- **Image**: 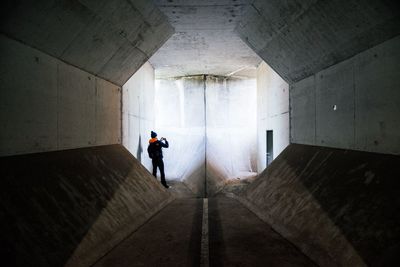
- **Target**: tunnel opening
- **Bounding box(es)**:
[121,61,290,198]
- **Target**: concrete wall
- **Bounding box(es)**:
[0,35,121,156]
[122,62,155,171]
[290,35,400,155]
[0,145,173,267]
[1,0,174,86]
[236,0,400,83]
[256,61,289,172]
[237,144,400,267]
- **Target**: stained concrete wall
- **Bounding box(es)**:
[290,35,400,155]
[154,75,257,196]
[0,35,121,156]
[236,0,400,83]
[122,62,155,171]
[0,145,173,267]
[237,144,400,267]
[256,61,289,172]
[0,0,174,86]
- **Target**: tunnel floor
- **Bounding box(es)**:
[93,196,316,267]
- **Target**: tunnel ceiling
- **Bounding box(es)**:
[236,0,400,83]
[0,0,174,86]
[1,0,398,84]
[149,0,262,79]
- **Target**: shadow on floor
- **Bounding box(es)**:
[0,145,171,267]
[93,198,203,267]
[242,144,400,266]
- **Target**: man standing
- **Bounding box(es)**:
[147,131,170,188]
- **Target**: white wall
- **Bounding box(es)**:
[206,76,257,194]
[155,76,206,196]
[154,75,257,195]
[290,35,400,155]
[0,34,121,156]
[122,62,155,171]
[256,61,289,172]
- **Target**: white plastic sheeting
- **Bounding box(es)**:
[155,75,257,195]
[205,76,257,194]
[155,77,206,195]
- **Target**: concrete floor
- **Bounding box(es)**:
[93,196,316,267]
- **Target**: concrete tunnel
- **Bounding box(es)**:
[0,0,399,266]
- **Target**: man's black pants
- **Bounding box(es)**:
[152,158,167,186]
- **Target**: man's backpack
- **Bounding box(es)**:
[147,144,153,159]
[148,142,161,159]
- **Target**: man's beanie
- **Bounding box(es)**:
[151,131,157,138]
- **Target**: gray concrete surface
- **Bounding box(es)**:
[0,144,174,267]
[290,35,400,154]
[209,196,317,267]
[0,0,174,85]
[0,34,121,156]
[236,0,400,83]
[256,61,289,172]
[122,62,156,171]
[237,143,400,267]
[93,195,316,267]
[93,198,203,267]
[150,0,261,78]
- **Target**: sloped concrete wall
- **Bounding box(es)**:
[236,0,400,83]
[256,61,289,172]
[122,62,155,171]
[237,144,400,267]
[290,35,400,155]
[0,0,174,86]
[0,144,173,267]
[0,35,121,156]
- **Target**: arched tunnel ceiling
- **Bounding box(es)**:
[0,0,174,86]
[149,0,262,78]
[236,0,400,83]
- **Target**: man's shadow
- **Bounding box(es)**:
[136,135,143,162]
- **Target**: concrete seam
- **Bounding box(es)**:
[352,60,356,149]
[203,75,208,198]
[289,84,292,143]
[94,79,97,145]
[56,63,59,150]
[158,4,249,8]
[314,75,317,144]
[200,198,209,267]
[121,86,124,145]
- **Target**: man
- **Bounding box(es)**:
[147,131,170,188]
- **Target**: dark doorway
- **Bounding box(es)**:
[266,130,273,166]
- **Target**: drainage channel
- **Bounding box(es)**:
[200,198,209,267]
